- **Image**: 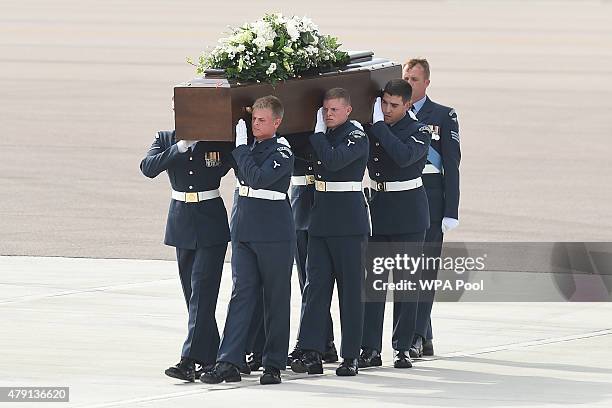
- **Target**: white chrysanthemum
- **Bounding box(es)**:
[266,63,277,75]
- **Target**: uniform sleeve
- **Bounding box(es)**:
[139,131,184,178]
[309,128,368,172]
[441,108,461,219]
[219,142,236,177]
[369,121,430,168]
[232,145,294,189]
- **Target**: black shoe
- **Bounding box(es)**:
[239,355,251,375]
[287,346,304,367]
[409,335,424,359]
[194,362,214,378]
[200,362,242,384]
[358,348,382,368]
[247,352,263,372]
[290,350,323,374]
[260,366,282,385]
[423,339,434,356]
[393,350,413,368]
[322,342,339,363]
[336,358,358,376]
[165,357,195,382]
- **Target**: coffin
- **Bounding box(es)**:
[173,51,402,141]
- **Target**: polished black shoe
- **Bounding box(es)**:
[287,346,304,367]
[239,355,251,375]
[290,350,323,374]
[322,342,339,363]
[423,339,434,356]
[336,358,358,376]
[260,366,282,385]
[409,335,424,359]
[194,362,215,378]
[358,348,382,368]
[200,362,241,384]
[165,357,195,382]
[247,352,263,372]
[393,350,413,368]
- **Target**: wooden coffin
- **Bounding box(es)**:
[173,52,402,141]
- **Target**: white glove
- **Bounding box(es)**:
[314,107,326,133]
[235,119,248,147]
[441,217,459,234]
[373,97,384,123]
[176,139,197,153]
[350,120,364,130]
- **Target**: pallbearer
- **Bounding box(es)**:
[140,101,234,382]
[291,88,369,377]
[201,96,295,385]
[359,79,431,369]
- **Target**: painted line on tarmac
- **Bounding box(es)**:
[0,279,176,305]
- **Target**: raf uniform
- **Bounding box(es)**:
[361,109,432,368]
[284,132,337,363]
[410,95,461,356]
[140,130,233,381]
[208,135,295,382]
[293,120,369,376]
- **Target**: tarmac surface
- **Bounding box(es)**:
[1,1,612,407]
[1,255,611,407]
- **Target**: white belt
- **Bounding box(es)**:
[370,177,423,192]
[423,164,441,174]
[291,175,315,186]
[315,180,363,192]
[172,189,220,203]
[238,185,286,200]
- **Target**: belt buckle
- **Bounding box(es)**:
[315,180,326,192]
[305,175,315,185]
[185,192,198,203]
[239,186,249,196]
[377,182,385,192]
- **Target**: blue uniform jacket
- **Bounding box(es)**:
[231,136,296,243]
[308,120,370,237]
[417,97,461,222]
[140,130,233,249]
[366,113,432,234]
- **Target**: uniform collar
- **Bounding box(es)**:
[411,95,427,114]
[327,121,350,135]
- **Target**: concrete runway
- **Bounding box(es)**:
[1,256,611,407]
[1,0,612,260]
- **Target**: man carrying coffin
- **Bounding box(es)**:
[359,79,432,369]
[201,95,295,385]
[140,104,234,382]
[291,88,369,377]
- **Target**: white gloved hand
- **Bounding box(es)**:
[350,120,364,130]
[176,139,197,153]
[373,97,384,123]
[441,217,459,234]
[314,107,326,134]
[235,119,248,147]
